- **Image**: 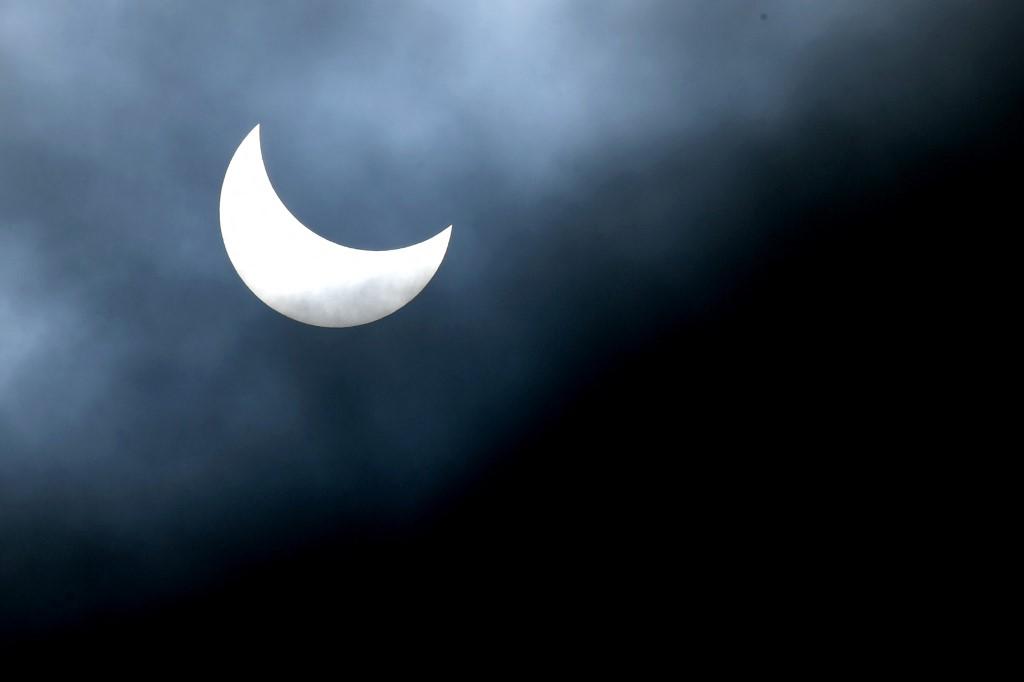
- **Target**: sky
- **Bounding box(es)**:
[1,1,1020,641]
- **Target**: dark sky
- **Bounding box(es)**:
[1,1,1020,644]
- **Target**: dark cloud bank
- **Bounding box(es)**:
[1,1,1020,645]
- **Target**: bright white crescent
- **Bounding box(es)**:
[219,124,452,327]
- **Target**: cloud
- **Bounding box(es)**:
[1,0,1020,628]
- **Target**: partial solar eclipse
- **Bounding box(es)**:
[219,125,452,327]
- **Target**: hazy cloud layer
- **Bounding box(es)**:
[1,1,1019,626]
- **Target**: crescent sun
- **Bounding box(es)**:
[219,124,452,327]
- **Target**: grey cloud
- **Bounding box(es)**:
[0,0,1018,627]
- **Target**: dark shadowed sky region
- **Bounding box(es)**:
[1,1,1021,644]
